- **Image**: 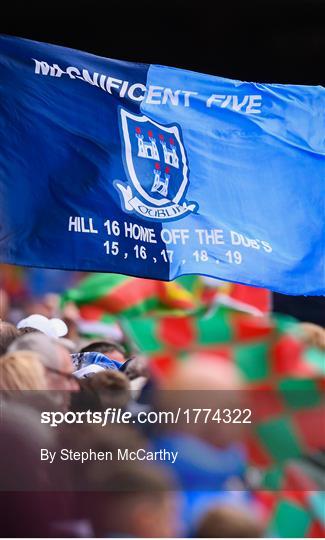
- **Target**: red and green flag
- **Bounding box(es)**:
[121,309,275,355]
[267,462,325,537]
[61,272,196,319]
[121,310,323,381]
[246,375,325,481]
[176,275,271,315]
[122,309,325,484]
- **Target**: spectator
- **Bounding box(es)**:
[0,321,20,355]
[0,351,47,393]
[72,351,122,372]
[80,340,126,364]
[17,313,68,338]
[195,504,264,537]
[0,401,69,536]
[9,332,78,393]
[72,369,131,411]
[95,466,180,538]
[18,326,41,335]
[153,355,248,534]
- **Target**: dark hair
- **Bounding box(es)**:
[79,340,125,357]
[72,370,130,412]
[87,370,130,409]
[0,322,20,356]
[195,505,264,538]
[18,327,41,336]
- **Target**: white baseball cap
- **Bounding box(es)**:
[17,314,68,338]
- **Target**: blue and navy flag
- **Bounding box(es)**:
[0,35,324,295]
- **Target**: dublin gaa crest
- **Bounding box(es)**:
[115,108,198,221]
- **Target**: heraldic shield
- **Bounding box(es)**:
[115,108,198,221]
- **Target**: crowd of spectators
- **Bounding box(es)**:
[0,281,324,538]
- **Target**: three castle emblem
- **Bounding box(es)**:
[115,109,198,221]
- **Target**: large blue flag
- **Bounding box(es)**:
[0,35,324,295]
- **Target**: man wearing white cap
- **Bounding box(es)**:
[17,313,76,353]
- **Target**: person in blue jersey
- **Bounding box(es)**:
[151,355,252,535]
